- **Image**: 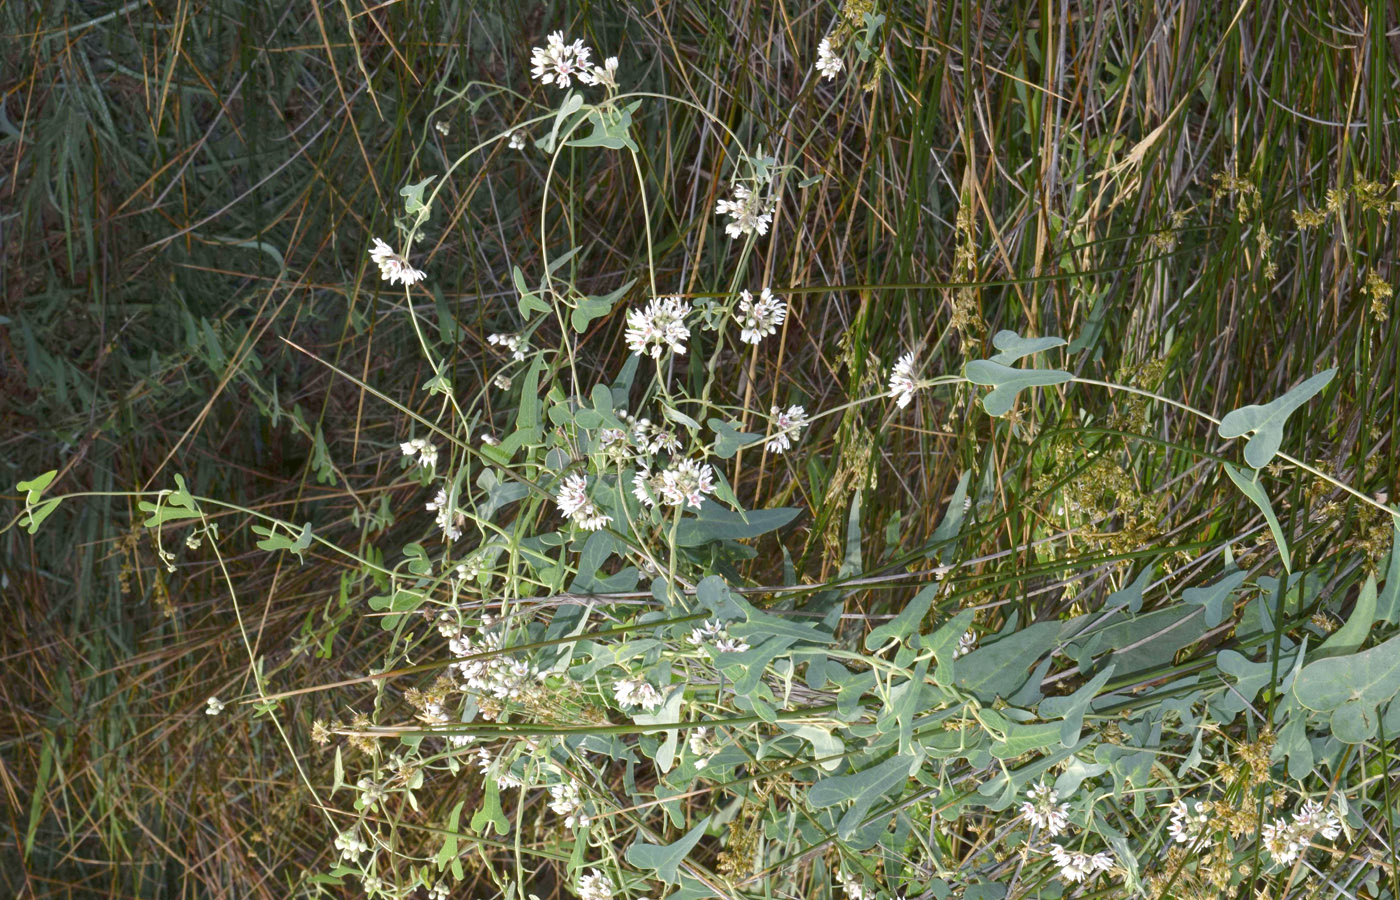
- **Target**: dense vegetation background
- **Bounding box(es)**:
[2,1,1398,898]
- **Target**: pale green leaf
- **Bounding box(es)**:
[1217,368,1336,468]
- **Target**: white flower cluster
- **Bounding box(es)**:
[1261,799,1342,865]
[815,37,845,80]
[529,32,622,91]
[355,776,388,809]
[765,404,808,454]
[633,458,717,510]
[334,828,369,861]
[425,488,463,541]
[556,472,613,531]
[687,726,718,768]
[400,437,438,470]
[1048,844,1115,883]
[686,618,751,654]
[576,868,614,900]
[888,351,919,408]
[434,120,449,136]
[529,32,591,87]
[625,296,692,359]
[442,621,547,715]
[488,332,530,361]
[205,696,225,716]
[735,287,787,344]
[613,677,664,712]
[473,744,524,789]
[953,630,977,659]
[836,868,868,900]
[1167,798,1211,848]
[1020,781,1070,836]
[617,410,681,456]
[548,779,590,829]
[715,184,774,240]
[368,237,426,287]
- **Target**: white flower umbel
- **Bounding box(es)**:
[580,56,619,90]
[765,404,808,454]
[548,780,590,829]
[399,437,438,470]
[687,618,751,654]
[953,630,977,658]
[1048,844,1114,883]
[657,458,716,509]
[815,38,844,80]
[425,488,463,541]
[434,120,449,136]
[488,332,530,361]
[613,678,663,712]
[530,31,592,88]
[556,472,612,531]
[888,351,920,408]
[577,869,614,900]
[735,287,787,344]
[1294,799,1342,840]
[1020,781,1070,836]
[1167,799,1211,847]
[334,828,369,861]
[688,726,717,768]
[837,868,868,900]
[205,696,225,716]
[715,184,774,240]
[625,296,692,359]
[368,237,426,287]
[508,129,528,150]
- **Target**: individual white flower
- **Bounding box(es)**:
[480,432,500,447]
[714,184,774,240]
[334,828,369,861]
[1048,844,1114,883]
[954,630,977,659]
[399,437,438,470]
[657,458,716,509]
[888,351,919,408]
[1168,799,1211,847]
[368,237,426,287]
[625,296,692,358]
[1020,781,1070,836]
[580,56,619,89]
[434,120,450,136]
[613,678,663,712]
[205,696,225,716]
[735,287,787,344]
[548,780,590,829]
[530,31,592,88]
[765,404,808,453]
[576,868,614,900]
[508,129,528,150]
[815,37,844,80]
[488,332,530,361]
[556,472,612,531]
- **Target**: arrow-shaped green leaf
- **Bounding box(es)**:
[1218,368,1336,468]
[964,360,1072,417]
